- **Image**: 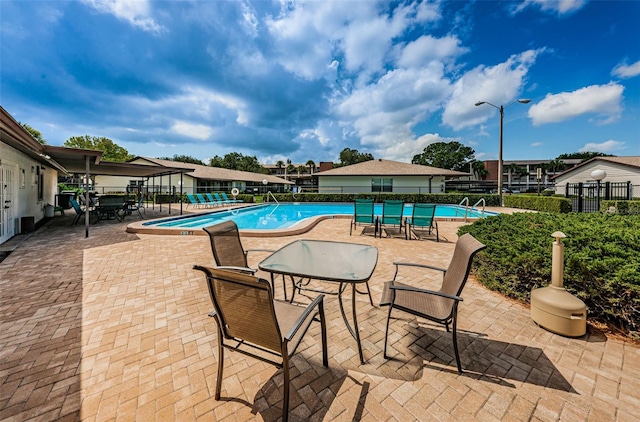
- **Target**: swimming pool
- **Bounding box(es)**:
[140,202,497,231]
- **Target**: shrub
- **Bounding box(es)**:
[268,192,500,206]
[601,200,640,215]
[504,194,572,213]
[459,212,640,336]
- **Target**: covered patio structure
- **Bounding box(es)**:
[41,145,195,237]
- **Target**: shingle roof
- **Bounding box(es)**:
[317,159,468,177]
[133,157,293,184]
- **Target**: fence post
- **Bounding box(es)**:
[627,181,632,200]
[577,183,583,212]
[605,181,610,201]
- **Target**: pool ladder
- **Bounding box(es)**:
[456,197,486,221]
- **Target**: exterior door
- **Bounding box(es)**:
[1,164,16,244]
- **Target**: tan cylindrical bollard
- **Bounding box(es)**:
[550,231,566,288]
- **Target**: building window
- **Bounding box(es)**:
[37,166,44,201]
[372,178,392,192]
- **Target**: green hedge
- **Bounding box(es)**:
[504,194,572,213]
[458,212,640,337]
[601,200,640,215]
[267,192,500,206]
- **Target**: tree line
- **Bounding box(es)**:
[20,122,612,175]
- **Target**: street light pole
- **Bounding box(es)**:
[475,98,530,206]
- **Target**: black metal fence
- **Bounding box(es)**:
[564,181,635,212]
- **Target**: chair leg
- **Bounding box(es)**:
[319,300,328,367]
[215,336,224,400]
[383,306,393,359]
[452,306,462,374]
[282,354,290,422]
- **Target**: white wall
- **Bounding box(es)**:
[555,161,640,196]
[1,141,57,236]
[318,175,445,194]
[94,174,196,194]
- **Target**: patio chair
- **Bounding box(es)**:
[212,192,230,206]
[69,197,95,225]
[186,193,201,209]
[380,233,486,373]
[405,203,439,242]
[221,192,243,203]
[192,266,328,422]
[205,193,222,207]
[128,196,145,218]
[350,198,377,236]
[203,220,289,299]
[196,193,216,208]
[378,199,405,238]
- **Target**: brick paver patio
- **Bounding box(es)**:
[1,207,639,421]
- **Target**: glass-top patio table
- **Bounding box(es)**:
[259,239,378,364]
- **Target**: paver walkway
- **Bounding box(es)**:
[1,208,639,421]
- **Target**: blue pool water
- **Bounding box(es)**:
[143,203,498,230]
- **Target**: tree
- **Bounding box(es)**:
[471,160,488,180]
[337,148,374,167]
[20,122,46,144]
[297,165,305,176]
[556,151,613,162]
[506,163,527,187]
[412,141,475,172]
[209,152,268,173]
[63,135,133,162]
[276,160,284,175]
[158,155,205,165]
[306,160,316,175]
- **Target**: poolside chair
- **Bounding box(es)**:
[186,193,201,209]
[379,199,404,238]
[380,233,487,373]
[212,193,229,206]
[128,196,145,218]
[203,221,289,299]
[70,197,96,225]
[221,192,243,204]
[192,266,327,422]
[350,198,377,236]
[196,193,216,208]
[405,203,439,242]
[205,193,222,207]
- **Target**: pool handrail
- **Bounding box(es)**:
[457,197,470,221]
[266,191,279,204]
[472,198,486,219]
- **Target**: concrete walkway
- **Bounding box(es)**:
[1,209,638,421]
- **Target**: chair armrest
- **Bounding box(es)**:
[283,294,325,341]
[193,264,256,274]
[392,261,447,273]
[389,285,462,302]
[215,265,257,274]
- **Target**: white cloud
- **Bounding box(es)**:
[612,60,640,79]
[528,82,624,125]
[265,1,439,82]
[512,0,587,16]
[378,133,459,162]
[396,35,468,69]
[442,49,542,131]
[334,64,452,155]
[531,142,543,147]
[170,122,213,140]
[82,0,164,33]
[579,140,625,153]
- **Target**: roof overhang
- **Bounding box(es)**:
[43,145,195,178]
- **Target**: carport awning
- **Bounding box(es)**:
[43,145,195,177]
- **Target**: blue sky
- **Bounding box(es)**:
[2,0,639,165]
